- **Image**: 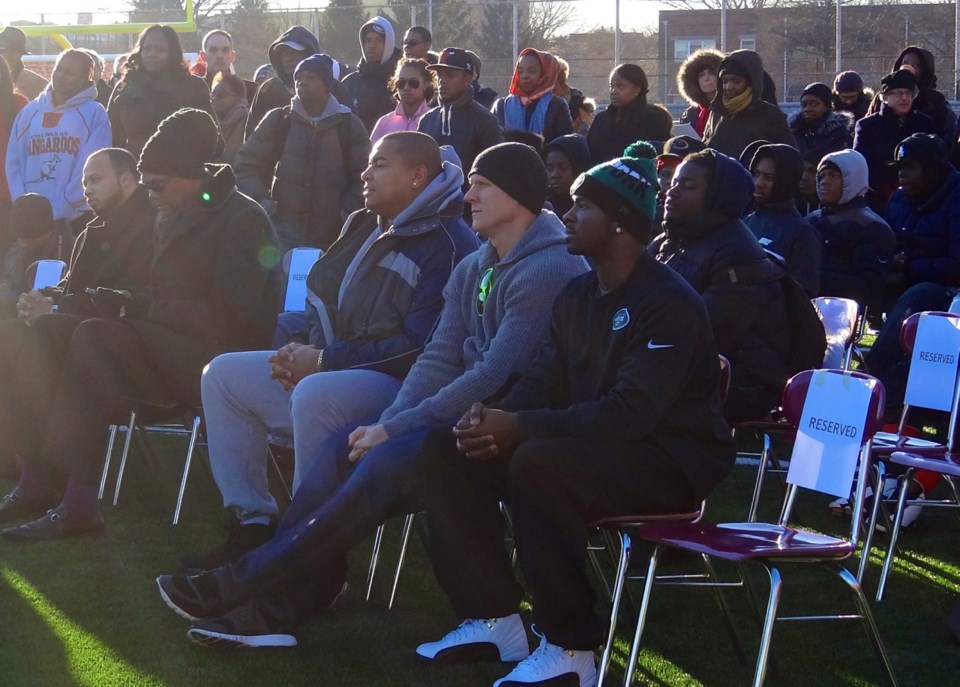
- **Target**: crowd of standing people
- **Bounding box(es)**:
[1,16,959,685]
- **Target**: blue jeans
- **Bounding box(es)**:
[224,424,441,615]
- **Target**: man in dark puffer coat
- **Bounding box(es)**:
[236,54,369,252]
[650,148,791,423]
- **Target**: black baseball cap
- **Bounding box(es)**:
[888,133,949,168]
[427,48,475,74]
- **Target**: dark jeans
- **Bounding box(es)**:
[223,424,438,622]
[22,316,206,486]
[423,429,698,650]
[864,282,956,415]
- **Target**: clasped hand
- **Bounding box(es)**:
[268,342,320,391]
[453,402,521,460]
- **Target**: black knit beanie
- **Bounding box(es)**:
[718,58,750,84]
[569,141,659,243]
[801,82,833,108]
[470,142,548,216]
[10,193,54,240]
[880,69,918,94]
[139,108,221,178]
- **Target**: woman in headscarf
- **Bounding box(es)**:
[491,48,572,144]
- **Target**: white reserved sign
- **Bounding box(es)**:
[32,260,66,290]
[787,371,874,497]
[904,313,960,412]
[284,248,322,312]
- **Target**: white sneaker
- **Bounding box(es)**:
[876,493,926,533]
[416,614,530,663]
[493,627,597,687]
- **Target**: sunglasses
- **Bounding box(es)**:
[476,267,494,317]
[396,78,422,90]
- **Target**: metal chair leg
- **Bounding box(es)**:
[876,469,914,602]
[366,523,385,601]
[751,566,783,687]
[98,424,118,501]
[836,565,899,686]
[267,446,292,503]
[702,554,748,665]
[858,464,887,585]
[172,415,202,525]
[597,531,631,686]
[112,409,137,506]
[622,544,662,687]
[388,513,416,610]
[748,434,773,522]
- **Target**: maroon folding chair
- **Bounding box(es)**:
[858,311,960,584]
[594,356,741,685]
[623,369,897,687]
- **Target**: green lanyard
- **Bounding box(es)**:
[476,266,494,317]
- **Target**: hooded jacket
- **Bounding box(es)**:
[744,144,822,297]
[235,94,369,252]
[418,88,503,184]
[244,26,352,139]
[676,48,723,137]
[342,17,403,133]
[370,99,432,144]
[649,150,791,422]
[853,103,937,210]
[377,211,589,438]
[807,149,895,309]
[6,83,111,222]
[303,159,479,379]
[702,50,796,159]
[864,47,958,146]
[542,133,591,219]
[587,96,673,165]
[788,109,854,156]
[885,168,960,288]
[131,163,278,362]
[107,69,212,160]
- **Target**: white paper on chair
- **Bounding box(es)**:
[284,248,322,312]
[787,371,874,497]
[670,122,701,140]
[904,313,960,412]
[32,260,65,290]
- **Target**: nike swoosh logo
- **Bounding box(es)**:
[647,341,674,349]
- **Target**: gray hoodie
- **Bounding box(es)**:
[379,211,588,436]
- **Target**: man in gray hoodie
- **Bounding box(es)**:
[156,142,588,649]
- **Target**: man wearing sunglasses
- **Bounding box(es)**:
[156,142,587,649]
[402,26,439,63]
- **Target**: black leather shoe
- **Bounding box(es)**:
[0,488,56,524]
[2,506,104,541]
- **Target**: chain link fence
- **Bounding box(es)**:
[5,0,958,109]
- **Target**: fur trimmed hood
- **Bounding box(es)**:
[677,48,724,107]
[788,109,854,136]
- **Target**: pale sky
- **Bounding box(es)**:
[2,0,666,35]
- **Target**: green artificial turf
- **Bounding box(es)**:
[0,435,957,687]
